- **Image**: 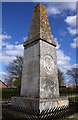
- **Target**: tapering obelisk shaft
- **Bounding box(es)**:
[11,3,69,112]
[24,3,56,46]
[21,3,59,99]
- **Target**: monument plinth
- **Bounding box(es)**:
[11,3,69,112]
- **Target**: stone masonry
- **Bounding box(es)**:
[11,3,69,112]
[21,3,59,98]
[23,3,56,46]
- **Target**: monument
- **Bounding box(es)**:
[11,3,69,112]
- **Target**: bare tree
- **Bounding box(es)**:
[66,67,78,88]
[58,69,65,87]
[5,56,23,88]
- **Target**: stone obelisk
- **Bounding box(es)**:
[21,3,59,98]
[11,3,68,112]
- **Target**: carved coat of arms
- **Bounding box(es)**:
[44,55,54,75]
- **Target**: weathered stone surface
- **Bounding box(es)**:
[11,97,39,110]
[11,97,69,112]
[21,41,40,97]
[11,3,69,111]
[21,39,59,98]
[40,40,59,98]
[39,97,69,112]
[24,3,56,46]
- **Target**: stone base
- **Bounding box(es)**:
[11,97,39,110]
[11,97,69,112]
[39,97,69,112]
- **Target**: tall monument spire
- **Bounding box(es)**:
[24,3,56,46]
[12,3,68,113]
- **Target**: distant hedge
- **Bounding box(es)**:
[2,87,78,100]
[69,96,78,103]
[2,88,20,100]
[59,87,78,96]
[69,96,78,106]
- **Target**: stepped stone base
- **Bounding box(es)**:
[11,97,69,112]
